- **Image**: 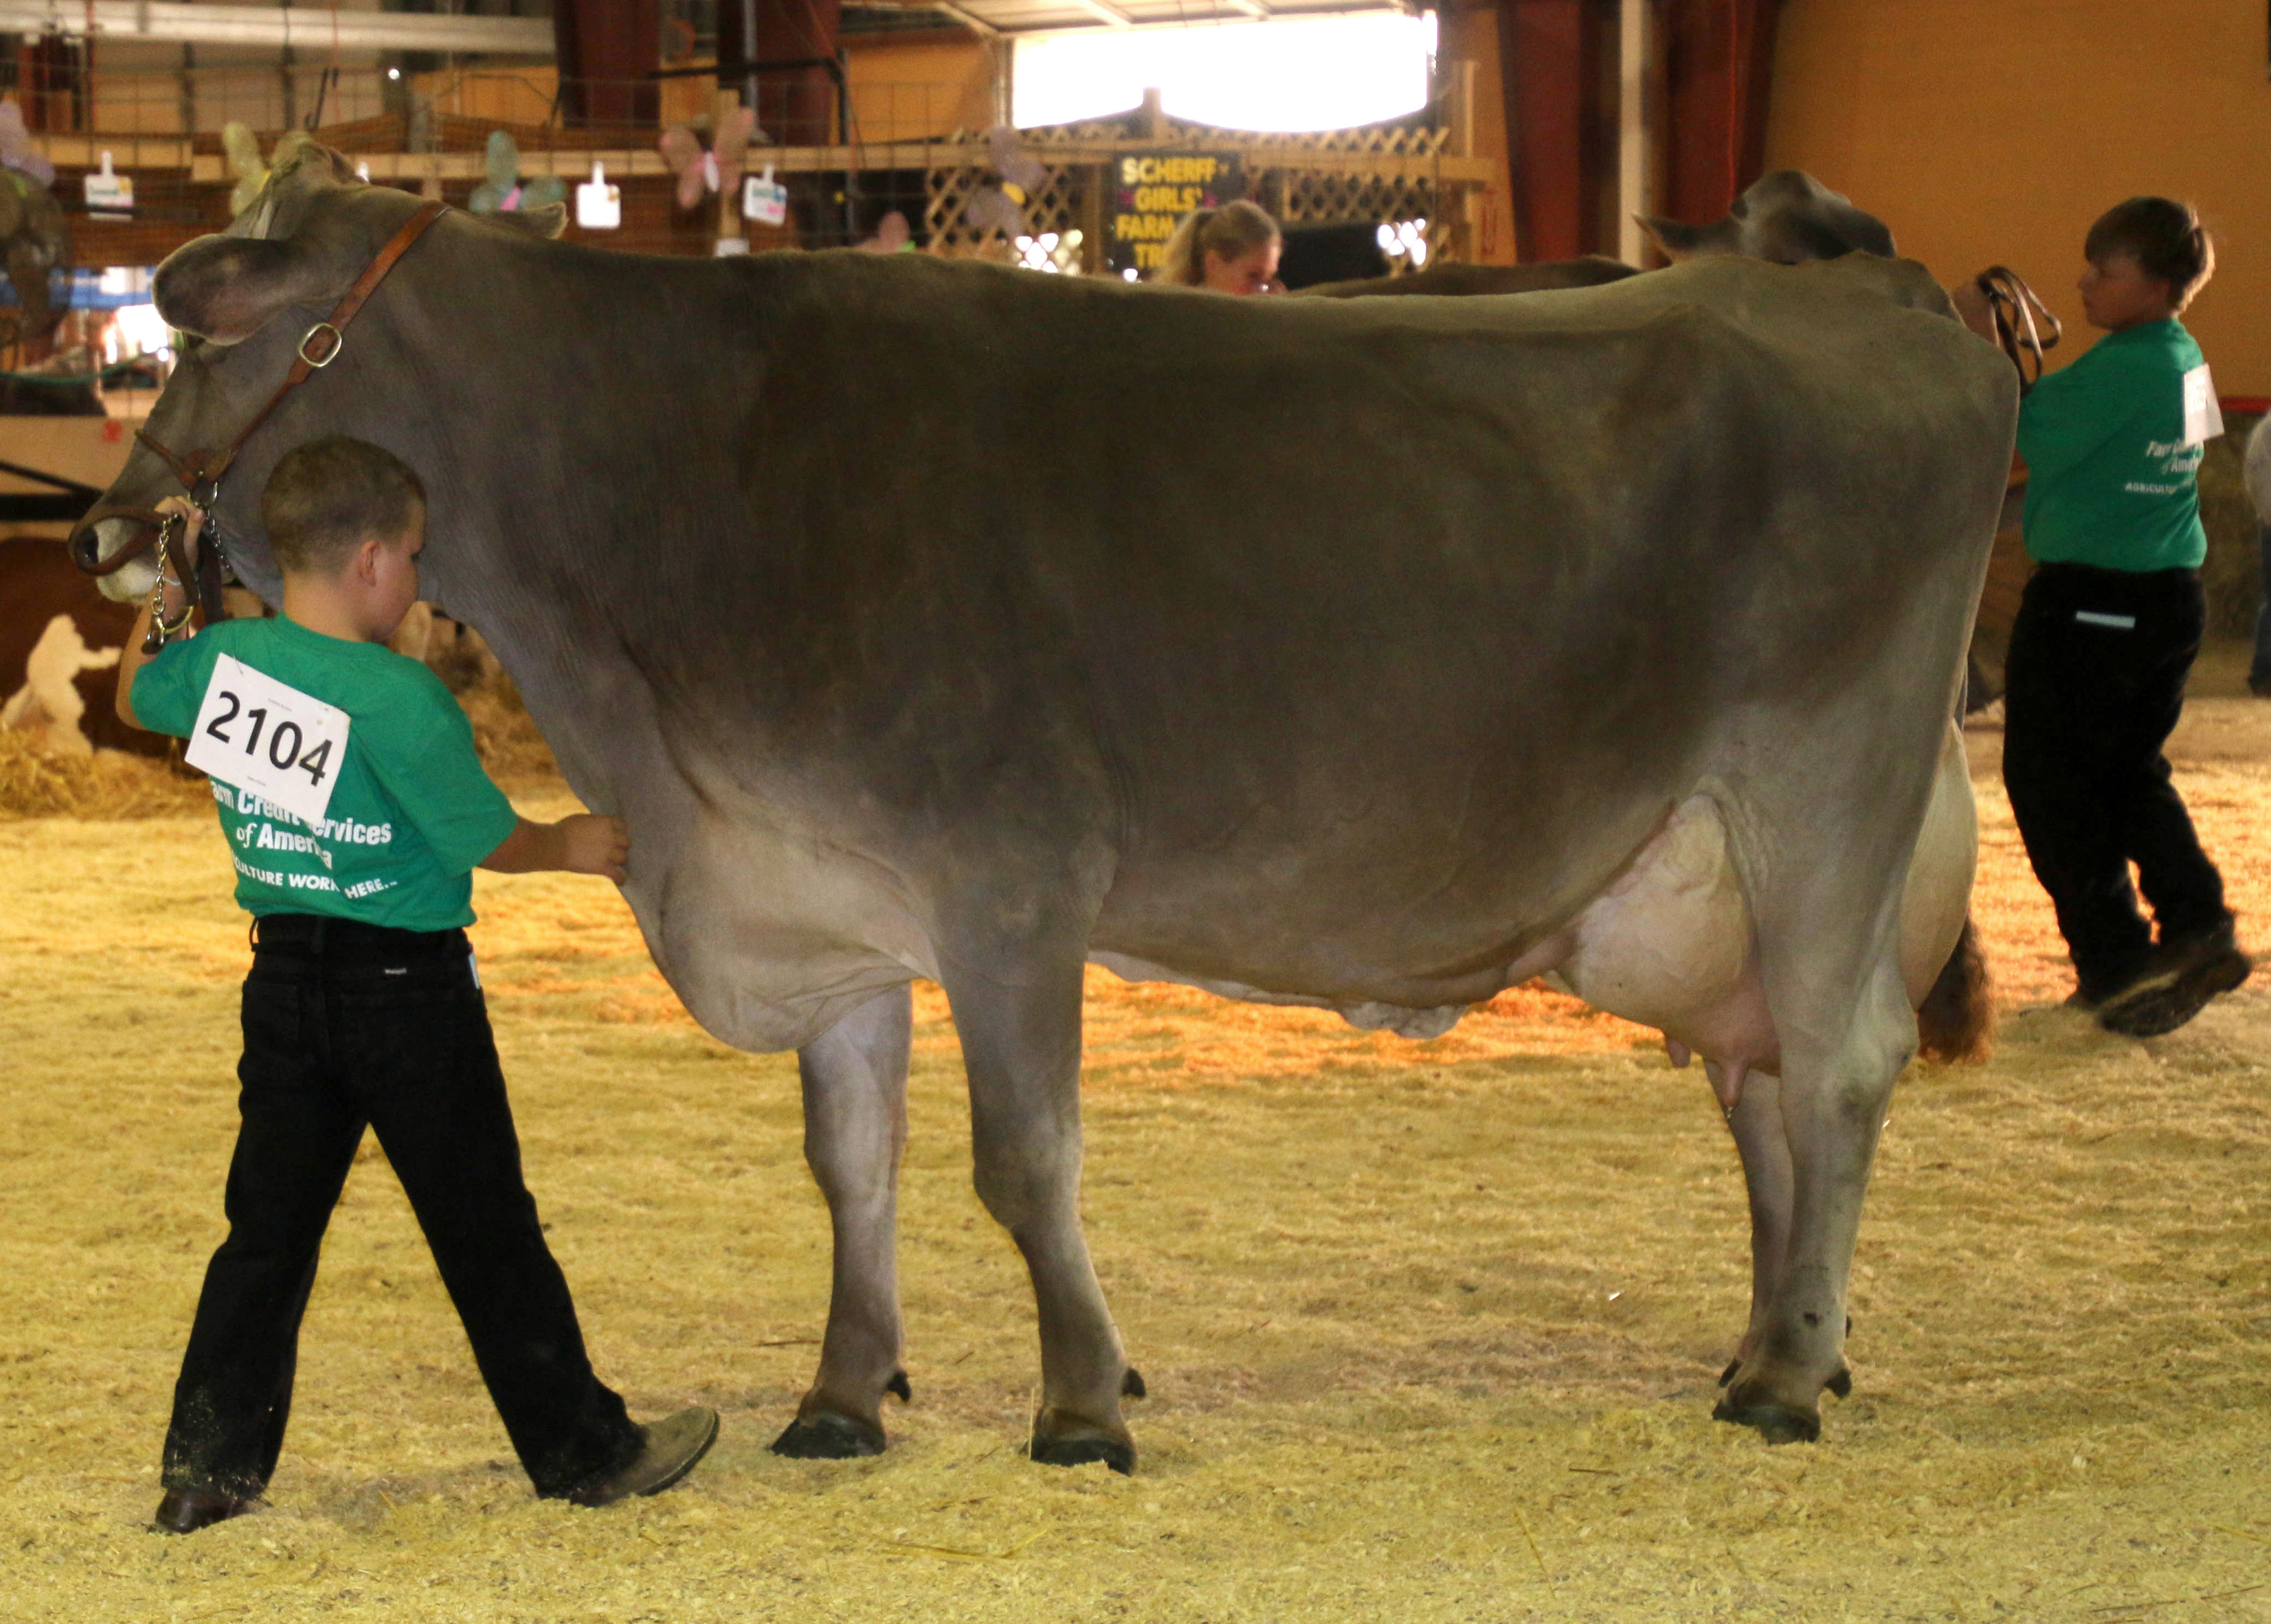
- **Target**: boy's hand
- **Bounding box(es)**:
[557,814,630,883]
[478,814,630,881]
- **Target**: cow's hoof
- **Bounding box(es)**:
[1121,1366,1147,1399]
[1029,1434,1136,1475]
[771,1411,886,1460]
[1825,1364,1853,1400]
[886,1370,913,1403]
[1712,1391,1821,1445]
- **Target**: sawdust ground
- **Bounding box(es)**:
[3,679,2269,1621]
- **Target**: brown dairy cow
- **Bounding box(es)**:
[77,143,2011,1467]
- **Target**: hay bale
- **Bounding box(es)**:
[0,731,209,819]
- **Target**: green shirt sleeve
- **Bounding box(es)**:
[127,635,213,739]
[356,663,520,876]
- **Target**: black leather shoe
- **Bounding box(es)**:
[152,1489,255,1534]
[2099,923,2252,1038]
[564,1408,719,1509]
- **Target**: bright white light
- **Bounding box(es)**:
[387,66,401,80]
[1123,267,1139,282]
[113,303,173,361]
[1014,228,1085,274]
[1014,13,1438,133]
[1379,217,1430,268]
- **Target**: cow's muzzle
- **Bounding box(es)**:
[69,503,234,649]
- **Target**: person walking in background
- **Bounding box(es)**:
[1154,200,1283,294]
[1960,197,2250,1036]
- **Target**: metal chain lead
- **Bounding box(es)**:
[144,513,196,651]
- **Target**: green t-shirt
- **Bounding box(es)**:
[2015,317,2215,572]
[132,616,518,929]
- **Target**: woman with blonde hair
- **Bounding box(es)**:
[1154,199,1282,294]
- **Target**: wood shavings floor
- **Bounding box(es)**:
[3,697,2268,1622]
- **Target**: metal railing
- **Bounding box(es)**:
[7,66,989,156]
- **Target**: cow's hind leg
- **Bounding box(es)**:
[1714,948,1911,1443]
[1718,1069,1855,1402]
[773,984,914,1459]
[941,947,1141,1473]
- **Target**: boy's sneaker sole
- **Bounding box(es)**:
[2098,941,2252,1039]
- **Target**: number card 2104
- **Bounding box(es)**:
[185,654,351,828]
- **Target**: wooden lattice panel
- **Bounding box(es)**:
[1274,170,1436,229]
[925,161,1089,262]
[920,98,1470,269]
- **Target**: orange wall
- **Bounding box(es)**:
[846,35,996,144]
[1767,0,2271,395]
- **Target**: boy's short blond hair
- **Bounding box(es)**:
[260,437,426,577]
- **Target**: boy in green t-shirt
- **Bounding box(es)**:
[1959,198,2249,1036]
[116,437,716,1532]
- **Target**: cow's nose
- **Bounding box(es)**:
[69,530,102,572]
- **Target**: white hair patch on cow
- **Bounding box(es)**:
[0,613,121,757]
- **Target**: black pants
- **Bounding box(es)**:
[161,914,642,1499]
[2002,563,2230,999]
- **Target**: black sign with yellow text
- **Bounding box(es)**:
[1108,152,1245,277]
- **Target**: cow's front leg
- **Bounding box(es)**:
[941,947,1141,1473]
[772,984,914,1459]
[1715,958,1910,1443]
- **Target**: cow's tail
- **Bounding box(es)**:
[1917,912,1994,1064]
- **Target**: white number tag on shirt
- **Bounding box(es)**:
[2183,364,2224,447]
[185,654,351,827]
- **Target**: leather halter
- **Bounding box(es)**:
[1973,265,2061,395]
[68,199,450,622]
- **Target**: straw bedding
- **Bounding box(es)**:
[2,685,2267,1621]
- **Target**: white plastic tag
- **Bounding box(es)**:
[576,160,621,230]
[2183,364,2223,447]
[185,655,350,828]
[84,151,133,218]
[743,165,789,227]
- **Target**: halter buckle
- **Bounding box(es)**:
[298,322,343,368]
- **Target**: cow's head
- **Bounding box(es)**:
[72,136,563,605]
[1639,170,1895,266]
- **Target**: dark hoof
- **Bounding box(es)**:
[886,1370,912,1403]
[1718,1358,1740,1388]
[1030,1435,1136,1475]
[1712,1393,1821,1445]
[1121,1366,1147,1399]
[1825,1364,1852,1400]
[770,1411,886,1460]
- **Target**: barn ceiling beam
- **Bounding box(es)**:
[1067,0,1137,29]
[0,2,554,56]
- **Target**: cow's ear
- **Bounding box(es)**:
[1639,215,1738,262]
[153,236,340,344]
[492,202,568,241]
